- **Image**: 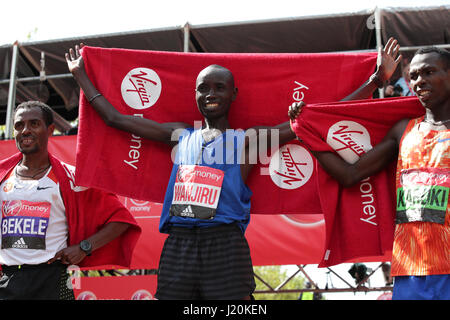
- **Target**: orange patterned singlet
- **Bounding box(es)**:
[393,116,450,276]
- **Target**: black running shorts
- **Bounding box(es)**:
[0,261,74,300]
[155,223,256,300]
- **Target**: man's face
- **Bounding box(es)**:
[13,107,54,155]
[409,52,450,109]
[195,66,237,120]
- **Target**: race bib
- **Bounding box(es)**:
[1,200,51,249]
[170,165,224,220]
[396,168,449,224]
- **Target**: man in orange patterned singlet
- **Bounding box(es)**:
[289,47,450,299]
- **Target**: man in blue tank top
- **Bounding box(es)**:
[66,40,401,299]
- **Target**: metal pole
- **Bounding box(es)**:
[40,51,46,81]
[0,73,73,85]
[400,44,450,51]
[374,7,384,98]
[5,42,19,139]
[374,7,382,56]
[183,22,190,53]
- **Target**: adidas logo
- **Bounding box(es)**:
[12,237,28,249]
[179,205,194,218]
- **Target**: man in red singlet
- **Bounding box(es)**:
[290,47,450,300]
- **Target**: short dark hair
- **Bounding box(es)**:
[14,101,54,127]
[414,46,450,70]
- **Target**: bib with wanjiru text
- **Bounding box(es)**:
[170,165,224,220]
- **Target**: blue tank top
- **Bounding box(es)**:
[159,128,252,233]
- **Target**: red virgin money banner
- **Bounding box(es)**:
[73,275,157,300]
[75,47,378,217]
[291,96,424,266]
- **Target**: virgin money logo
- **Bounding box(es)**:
[121,68,162,110]
[76,291,97,300]
[269,144,314,189]
[131,289,153,300]
[2,200,22,217]
[281,214,324,228]
[122,197,153,217]
[128,199,150,207]
[326,121,372,164]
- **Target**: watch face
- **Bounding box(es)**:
[80,240,92,252]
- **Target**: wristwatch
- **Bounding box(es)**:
[79,240,92,256]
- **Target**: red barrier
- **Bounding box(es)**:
[73,274,157,300]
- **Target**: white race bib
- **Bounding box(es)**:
[170,165,224,220]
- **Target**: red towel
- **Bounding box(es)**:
[291,96,424,266]
[0,153,141,268]
[76,47,377,216]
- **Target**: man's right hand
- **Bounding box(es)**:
[288,101,305,120]
[65,43,86,77]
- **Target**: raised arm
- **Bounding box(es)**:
[66,44,190,145]
[341,37,402,101]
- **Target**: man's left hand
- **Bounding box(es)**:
[47,245,87,265]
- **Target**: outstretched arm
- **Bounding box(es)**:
[311,135,399,187]
[66,44,190,145]
[288,103,409,187]
[341,37,402,101]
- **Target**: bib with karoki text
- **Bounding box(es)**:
[396,168,449,224]
[170,165,224,220]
